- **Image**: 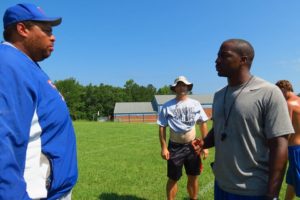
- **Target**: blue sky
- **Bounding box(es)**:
[1,1,300,94]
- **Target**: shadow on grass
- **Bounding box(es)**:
[99,193,148,200]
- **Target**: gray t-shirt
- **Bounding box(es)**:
[157,98,208,133]
[213,76,294,196]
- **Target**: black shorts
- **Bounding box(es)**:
[167,140,201,181]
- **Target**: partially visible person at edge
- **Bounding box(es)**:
[158,76,209,200]
[192,39,294,200]
[276,80,300,200]
[0,3,77,200]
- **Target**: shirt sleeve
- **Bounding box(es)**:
[263,86,294,139]
[195,102,209,123]
[0,57,34,199]
[157,106,168,127]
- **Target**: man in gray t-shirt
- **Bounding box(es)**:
[192,39,294,200]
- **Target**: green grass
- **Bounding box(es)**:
[72,121,288,200]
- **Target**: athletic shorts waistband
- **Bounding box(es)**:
[288,145,300,150]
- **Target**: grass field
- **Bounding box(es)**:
[72,121,288,200]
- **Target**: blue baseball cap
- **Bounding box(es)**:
[3,3,62,29]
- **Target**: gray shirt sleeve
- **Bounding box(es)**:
[263,86,294,139]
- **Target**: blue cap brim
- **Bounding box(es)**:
[32,17,62,26]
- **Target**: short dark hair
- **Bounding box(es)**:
[276,80,294,92]
[3,21,36,42]
[3,24,16,41]
[224,39,255,67]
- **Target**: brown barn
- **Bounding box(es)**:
[114,95,213,123]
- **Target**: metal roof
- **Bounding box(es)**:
[154,94,213,105]
[114,102,155,114]
[114,95,213,114]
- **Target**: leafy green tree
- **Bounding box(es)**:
[55,78,85,120]
[144,84,157,101]
[123,79,156,102]
[83,84,99,120]
[83,84,128,120]
[124,79,139,101]
[53,78,162,121]
[157,85,173,95]
[97,84,127,117]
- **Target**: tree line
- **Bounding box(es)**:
[55,78,300,121]
[54,78,173,121]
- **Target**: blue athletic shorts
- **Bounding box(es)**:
[214,181,265,200]
[167,140,200,181]
[286,145,300,197]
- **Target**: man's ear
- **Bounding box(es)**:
[16,23,29,37]
[240,56,248,65]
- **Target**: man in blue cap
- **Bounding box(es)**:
[0,3,77,200]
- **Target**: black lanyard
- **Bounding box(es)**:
[221,76,254,141]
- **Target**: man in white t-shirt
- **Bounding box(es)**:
[158,76,209,200]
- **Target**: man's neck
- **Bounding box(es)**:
[176,95,188,101]
[228,73,252,87]
[287,92,299,101]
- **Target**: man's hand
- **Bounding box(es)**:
[161,147,170,160]
[191,138,204,155]
[200,149,209,159]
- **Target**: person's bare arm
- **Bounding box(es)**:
[192,128,215,154]
[287,101,294,120]
[159,126,169,160]
[200,121,208,138]
[199,121,209,159]
[266,135,289,199]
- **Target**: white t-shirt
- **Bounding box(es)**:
[157,98,208,133]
